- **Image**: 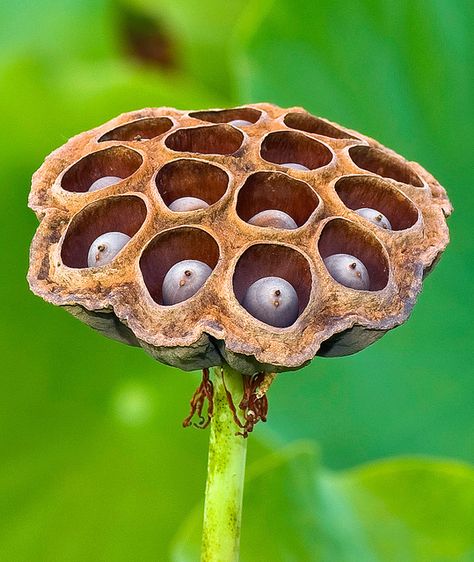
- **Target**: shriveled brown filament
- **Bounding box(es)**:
[221,369,274,438]
[238,373,270,437]
[184,368,274,436]
[183,368,214,429]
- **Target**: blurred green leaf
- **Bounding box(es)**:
[173,443,474,562]
[119,0,275,101]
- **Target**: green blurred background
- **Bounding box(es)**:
[1,1,473,560]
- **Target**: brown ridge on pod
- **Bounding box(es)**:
[28,103,451,375]
[284,111,358,140]
[98,117,173,142]
[189,107,262,125]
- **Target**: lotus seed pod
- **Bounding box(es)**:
[88,175,122,192]
[228,119,253,127]
[248,209,298,230]
[242,277,299,328]
[28,103,451,373]
[281,162,309,171]
[87,232,131,268]
[356,207,392,230]
[168,197,209,212]
[162,259,212,305]
[323,254,370,290]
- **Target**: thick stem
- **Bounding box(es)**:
[201,366,247,562]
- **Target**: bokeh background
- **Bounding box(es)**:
[1,1,473,560]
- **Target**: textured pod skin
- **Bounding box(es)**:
[28,103,451,375]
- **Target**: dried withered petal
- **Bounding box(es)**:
[28,104,451,375]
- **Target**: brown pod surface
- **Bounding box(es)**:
[28,104,452,375]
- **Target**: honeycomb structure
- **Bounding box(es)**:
[28,103,452,375]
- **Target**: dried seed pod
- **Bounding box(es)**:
[28,103,452,375]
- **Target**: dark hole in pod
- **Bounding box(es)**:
[140,227,219,305]
[318,218,389,291]
[189,107,262,125]
[61,146,143,193]
[349,145,424,187]
[155,159,229,208]
[284,112,357,140]
[260,131,333,170]
[335,175,419,231]
[61,195,147,268]
[236,171,320,228]
[98,117,173,142]
[165,124,244,155]
[233,244,312,322]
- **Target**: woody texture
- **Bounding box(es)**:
[28,103,452,375]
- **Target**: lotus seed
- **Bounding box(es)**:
[356,207,392,230]
[248,209,298,230]
[162,259,212,305]
[168,197,209,212]
[228,119,253,127]
[281,162,309,171]
[88,176,122,192]
[324,253,370,290]
[242,276,299,328]
[87,232,131,267]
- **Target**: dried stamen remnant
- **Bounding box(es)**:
[238,373,271,437]
[220,369,273,437]
[182,368,214,429]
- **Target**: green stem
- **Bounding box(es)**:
[201,366,247,562]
